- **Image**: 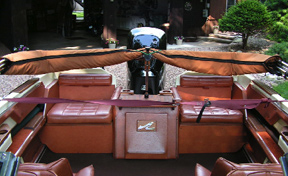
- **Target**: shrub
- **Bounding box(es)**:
[267,22,288,42]
[219,0,272,49]
[264,0,288,11]
[265,42,288,62]
[264,0,288,42]
[266,10,288,42]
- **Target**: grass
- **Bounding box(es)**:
[273,81,288,99]
[72,11,84,18]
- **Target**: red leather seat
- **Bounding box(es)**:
[177,75,244,123]
[47,103,112,124]
[195,157,283,176]
[39,71,121,153]
[181,105,243,123]
[17,158,94,176]
[174,74,247,153]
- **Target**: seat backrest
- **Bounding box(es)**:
[17,158,73,176]
[211,157,283,176]
[177,75,233,101]
[58,73,115,100]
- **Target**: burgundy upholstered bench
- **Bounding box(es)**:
[39,70,121,153]
[173,74,247,153]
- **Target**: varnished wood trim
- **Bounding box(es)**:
[12,78,39,94]
[8,112,45,157]
[24,112,44,130]
[245,111,284,163]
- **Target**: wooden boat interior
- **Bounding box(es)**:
[0,67,287,175]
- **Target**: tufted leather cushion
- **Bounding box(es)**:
[181,105,243,123]
[195,157,283,176]
[17,158,94,176]
[47,103,112,124]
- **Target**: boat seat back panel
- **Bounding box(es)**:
[195,157,283,176]
[58,73,115,100]
[180,75,233,87]
[17,158,94,176]
[59,74,112,86]
[178,75,233,101]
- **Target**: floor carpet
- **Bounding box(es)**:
[40,148,248,176]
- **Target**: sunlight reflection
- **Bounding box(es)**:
[61,46,81,50]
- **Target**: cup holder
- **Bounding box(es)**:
[0,130,8,135]
[162,90,171,93]
[121,89,134,95]
[283,131,288,136]
[160,90,172,95]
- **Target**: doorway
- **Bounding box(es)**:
[183,0,207,37]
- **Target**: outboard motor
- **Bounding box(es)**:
[127,27,166,95]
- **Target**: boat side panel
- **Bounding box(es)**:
[0,80,44,124]
[247,85,286,125]
[0,79,46,161]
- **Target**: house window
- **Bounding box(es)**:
[226,0,236,11]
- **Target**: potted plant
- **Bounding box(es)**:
[174,36,184,45]
[106,38,119,49]
[13,45,29,52]
[213,25,219,34]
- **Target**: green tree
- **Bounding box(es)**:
[219,0,272,49]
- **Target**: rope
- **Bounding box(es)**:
[134,49,161,55]
[4,97,288,108]
[3,97,174,107]
[3,97,288,123]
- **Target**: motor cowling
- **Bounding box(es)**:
[127,27,166,94]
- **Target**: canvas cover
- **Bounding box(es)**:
[154,50,281,76]
[0,48,281,75]
[1,49,142,75]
